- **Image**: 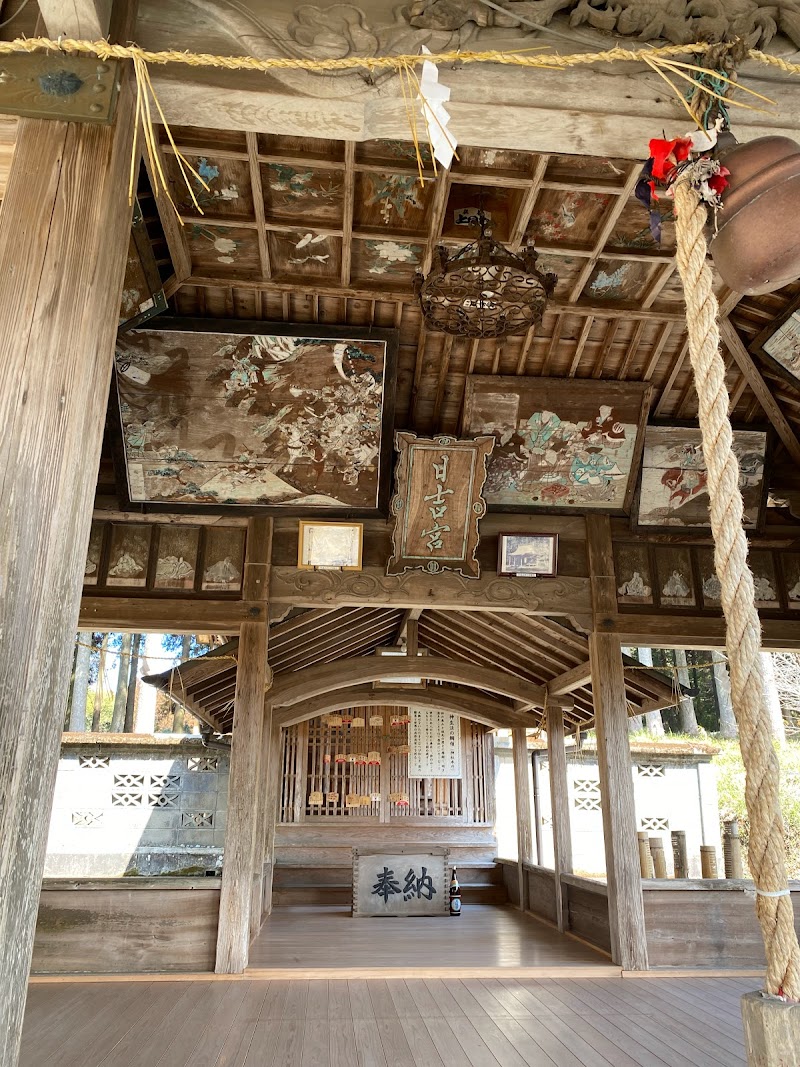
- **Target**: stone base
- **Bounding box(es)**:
[741,990,800,1066]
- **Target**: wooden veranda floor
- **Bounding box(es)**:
[21,974,754,1066]
[247,905,613,977]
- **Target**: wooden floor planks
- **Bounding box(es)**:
[21,975,751,1067]
[246,905,613,977]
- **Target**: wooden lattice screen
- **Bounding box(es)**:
[279,710,492,825]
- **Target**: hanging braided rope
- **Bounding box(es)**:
[673,174,800,1000]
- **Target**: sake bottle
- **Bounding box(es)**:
[449,867,462,916]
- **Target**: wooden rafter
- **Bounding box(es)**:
[273,684,530,731]
[245,132,271,281]
[567,164,641,304]
[267,656,547,710]
[340,141,356,287]
[720,319,800,467]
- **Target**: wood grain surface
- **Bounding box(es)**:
[20,969,755,1066]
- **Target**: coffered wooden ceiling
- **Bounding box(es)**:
[145,125,800,468]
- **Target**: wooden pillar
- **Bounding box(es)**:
[216,518,272,973]
[0,80,136,1066]
[250,698,276,941]
[260,716,282,920]
[587,517,649,971]
[512,727,533,911]
[546,698,574,932]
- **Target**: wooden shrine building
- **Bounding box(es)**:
[2,3,800,1066]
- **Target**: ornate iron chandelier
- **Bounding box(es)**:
[414,211,557,339]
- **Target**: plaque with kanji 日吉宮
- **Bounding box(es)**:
[387,433,494,578]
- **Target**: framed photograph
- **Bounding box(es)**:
[112,317,398,516]
[462,376,651,514]
[373,646,428,690]
[497,533,558,577]
[297,521,363,571]
[636,424,768,531]
[752,295,800,390]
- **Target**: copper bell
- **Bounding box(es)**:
[710,136,800,295]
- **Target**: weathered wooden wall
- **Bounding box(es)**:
[31,880,220,974]
[275,824,499,906]
[643,881,800,969]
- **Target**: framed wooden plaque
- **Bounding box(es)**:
[387,432,494,579]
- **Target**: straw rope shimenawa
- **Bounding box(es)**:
[673,176,800,1000]
[0,36,722,71]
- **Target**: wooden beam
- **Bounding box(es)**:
[720,319,800,467]
[216,518,272,974]
[268,656,546,711]
[587,517,648,971]
[340,141,356,287]
[547,660,592,698]
[512,727,534,913]
[182,272,689,322]
[546,699,574,932]
[37,0,112,36]
[274,684,527,731]
[79,596,266,633]
[0,76,136,1066]
[601,613,800,651]
[147,62,730,160]
[245,132,271,281]
[268,566,591,618]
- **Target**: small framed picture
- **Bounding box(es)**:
[297,521,363,571]
[497,533,558,577]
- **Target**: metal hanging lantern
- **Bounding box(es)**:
[413,212,557,339]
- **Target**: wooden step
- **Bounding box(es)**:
[272,882,508,907]
[272,863,504,889]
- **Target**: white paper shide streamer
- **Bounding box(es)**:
[418,46,457,170]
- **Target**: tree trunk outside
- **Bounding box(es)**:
[123,633,142,732]
[90,635,109,732]
[674,648,700,735]
[111,632,132,732]
[135,634,158,733]
[172,634,190,733]
[712,651,737,738]
[637,647,665,736]
[68,636,91,732]
[760,651,787,746]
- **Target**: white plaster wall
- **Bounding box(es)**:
[498,748,721,881]
[493,748,518,861]
[45,743,230,877]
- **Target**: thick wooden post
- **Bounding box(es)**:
[0,83,136,1066]
[546,698,574,932]
[216,518,272,973]
[260,715,282,920]
[587,517,649,971]
[512,727,533,911]
[250,698,275,941]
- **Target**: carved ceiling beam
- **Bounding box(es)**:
[267,566,592,619]
[267,655,547,710]
[272,684,531,731]
[148,57,800,162]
